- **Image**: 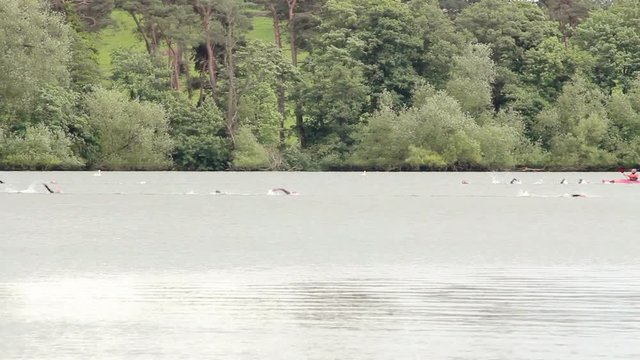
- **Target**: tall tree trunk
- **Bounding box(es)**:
[269,0,286,146]
[200,9,218,99]
[269,1,283,49]
[205,39,217,98]
[225,32,237,143]
[129,12,152,54]
[166,39,180,91]
[286,0,304,146]
[183,48,193,100]
[198,81,206,106]
[150,24,159,55]
[277,81,286,147]
[295,103,305,147]
[286,0,298,66]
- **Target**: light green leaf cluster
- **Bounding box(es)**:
[85,88,173,170]
[232,127,271,170]
[0,0,71,111]
[0,125,84,170]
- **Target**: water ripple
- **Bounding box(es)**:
[1,267,639,359]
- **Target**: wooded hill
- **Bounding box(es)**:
[1,0,639,171]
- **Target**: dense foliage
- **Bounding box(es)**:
[1,0,640,170]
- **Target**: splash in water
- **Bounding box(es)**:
[3,181,61,194]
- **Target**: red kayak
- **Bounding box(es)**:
[602,179,640,184]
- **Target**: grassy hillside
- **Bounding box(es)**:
[94,10,287,74]
[93,10,146,71]
[247,15,276,44]
[246,15,307,62]
[93,10,300,129]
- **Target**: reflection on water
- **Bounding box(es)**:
[1,172,640,359]
[1,267,639,359]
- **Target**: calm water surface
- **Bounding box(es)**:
[1,172,639,359]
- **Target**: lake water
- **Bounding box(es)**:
[1,171,639,359]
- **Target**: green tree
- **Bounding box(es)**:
[17,85,89,151]
[300,48,370,150]
[50,0,103,91]
[116,0,200,91]
[407,91,481,167]
[84,88,173,170]
[0,0,71,114]
[438,0,480,18]
[456,0,560,111]
[191,0,225,100]
[111,49,172,102]
[573,0,640,91]
[51,0,115,32]
[166,98,230,170]
[231,127,271,169]
[236,41,294,147]
[475,111,527,168]
[314,0,422,107]
[408,0,465,87]
[456,0,560,72]
[510,37,589,123]
[445,44,495,116]
[350,99,410,170]
[533,76,614,167]
[605,76,640,164]
[215,0,250,142]
[0,125,84,170]
[353,86,484,169]
[69,32,103,91]
[538,0,593,43]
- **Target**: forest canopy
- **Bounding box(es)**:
[1,0,638,171]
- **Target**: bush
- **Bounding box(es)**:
[84,88,173,170]
[0,125,84,170]
[405,146,447,169]
[166,98,230,170]
[231,127,270,170]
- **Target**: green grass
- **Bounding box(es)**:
[246,16,309,62]
[247,16,277,44]
[92,10,304,138]
[93,10,145,72]
[93,10,308,75]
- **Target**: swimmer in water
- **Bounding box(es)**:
[269,188,298,195]
[578,178,587,184]
[560,178,568,184]
[461,180,469,184]
[43,181,61,194]
[0,180,4,184]
[510,178,521,184]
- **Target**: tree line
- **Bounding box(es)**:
[1,0,640,171]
